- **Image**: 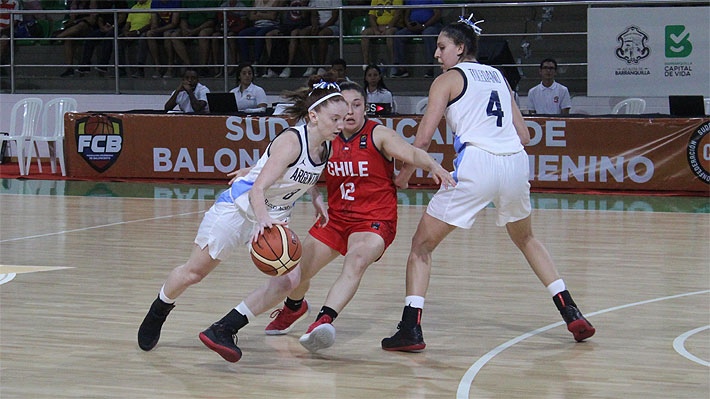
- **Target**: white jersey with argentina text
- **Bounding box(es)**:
[216,125,330,221]
[445,61,524,155]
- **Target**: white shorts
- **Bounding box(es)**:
[426,145,531,229]
[194,202,256,261]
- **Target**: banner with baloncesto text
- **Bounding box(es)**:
[587,6,710,97]
[64,113,710,193]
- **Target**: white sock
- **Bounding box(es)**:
[405,295,425,309]
[235,301,255,320]
[546,279,566,296]
[159,284,175,304]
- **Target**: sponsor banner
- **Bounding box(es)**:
[65,113,710,193]
[588,6,710,97]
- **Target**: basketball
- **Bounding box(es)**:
[84,115,114,135]
[250,225,302,276]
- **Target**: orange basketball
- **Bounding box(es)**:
[250,225,302,276]
[85,115,114,135]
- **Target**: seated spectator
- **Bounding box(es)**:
[168,0,218,77]
[364,63,394,111]
[120,0,153,78]
[164,68,210,112]
[527,58,571,115]
[265,0,310,78]
[229,63,268,113]
[361,0,402,72]
[146,0,180,79]
[0,0,21,68]
[328,57,351,82]
[211,0,248,78]
[302,0,340,76]
[56,0,95,77]
[238,0,282,70]
[391,0,441,78]
[78,0,128,77]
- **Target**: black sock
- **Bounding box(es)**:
[401,305,422,327]
[552,290,576,311]
[151,296,175,316]
[218,309,249,332]
[284,297,304,312]
[316,306,338,322]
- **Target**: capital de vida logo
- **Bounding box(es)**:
[687,121,710,184]
[615,26,650,64]
[665,25,692,58]
[75,114,123,173]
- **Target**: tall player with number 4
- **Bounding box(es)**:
[381,16,595,352]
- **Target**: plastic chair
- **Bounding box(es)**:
[345,16,369,44]
[704,98,710,115]
[415,97,428,114]
[612,98,646,114]
[25,97,77,176]
[0,98,43,175]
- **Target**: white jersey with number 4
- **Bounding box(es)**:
[445,61,523,155]
[217,124,330,221]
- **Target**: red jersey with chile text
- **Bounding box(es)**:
[325,120,397,222]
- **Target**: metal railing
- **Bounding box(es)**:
[0,0,703,93]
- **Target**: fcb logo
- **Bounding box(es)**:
[75,114,123,173]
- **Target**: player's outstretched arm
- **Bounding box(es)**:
[248,130,300,241]
[375,126,456,189]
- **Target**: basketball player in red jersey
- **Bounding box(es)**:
[216,81,455,358]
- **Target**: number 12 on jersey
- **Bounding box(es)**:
[486,90,504,127]
[339,182,355,201]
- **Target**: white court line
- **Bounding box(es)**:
[0,273,16,285]
[456,289,710,399]
[673,325,710,367]
[0,211,205,243]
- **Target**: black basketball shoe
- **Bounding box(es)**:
[137,296,175,351]
[199,323,243,363]
[554,290,595,342]
[381,322,426,352]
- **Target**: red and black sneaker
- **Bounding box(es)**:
[265,300,310,335]
[299,315,336,353]
[560,305,595,342]
[381,322,426,352]
[199,323,243,363]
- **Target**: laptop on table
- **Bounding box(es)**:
[206,93,239,114]
[668,95,705,117]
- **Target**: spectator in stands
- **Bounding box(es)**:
[56,0,95,77]
[165,68,210,112]
[364,63,394,111]
[265,0,310,78]
[361,0,402,72]
[329,57,351,82]
[230,63,268,113]
[0,0,21,69]
[238,0,282,72]
[168,0,219,77]
[391,0,441,78]
[78,0,128,77]
[146,0,180,79]
[527,58,571,115]
[211,0,248,78]
[303,0,340,76]
[121,0,153,78]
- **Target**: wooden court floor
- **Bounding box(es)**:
[1,184,708,398]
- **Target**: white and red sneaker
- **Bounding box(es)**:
[299,315,335,353]
[265,300,310,335]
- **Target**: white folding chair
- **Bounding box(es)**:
[25,97,77,177]
[416,97,428,114]
[0,98,43,175]
[704,98,709,116]
[612,98,646,114]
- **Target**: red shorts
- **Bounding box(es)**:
[309,213,397,258]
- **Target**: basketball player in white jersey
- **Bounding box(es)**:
[138,75,348,363]
[381,16,595,352]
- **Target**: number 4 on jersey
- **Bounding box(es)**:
[486,90,504,127]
